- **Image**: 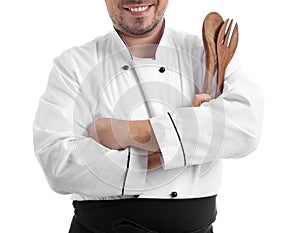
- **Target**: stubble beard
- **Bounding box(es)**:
[113,15,163,36]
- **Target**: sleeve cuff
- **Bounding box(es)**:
[149,112,186,170]
[122,147,148,195]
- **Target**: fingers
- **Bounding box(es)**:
[191,94,212,107]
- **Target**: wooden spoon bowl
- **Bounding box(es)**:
[202,12,224,95]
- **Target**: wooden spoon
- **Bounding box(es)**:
[202,12,224,95]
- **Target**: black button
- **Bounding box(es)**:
[134,195,140,198]
[122,65,129,70]
[159,67,165,73]
[170,191,177,198]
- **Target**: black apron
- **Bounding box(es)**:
[68,195,216,233]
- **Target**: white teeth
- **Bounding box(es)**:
[129,6,149,12]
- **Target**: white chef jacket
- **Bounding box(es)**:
[33,23,264,201]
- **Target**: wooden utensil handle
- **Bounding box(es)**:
[203,59,215,95]
[216,65,225,97]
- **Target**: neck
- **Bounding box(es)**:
[117,19,165,58]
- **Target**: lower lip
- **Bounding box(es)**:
[126,6,152,16]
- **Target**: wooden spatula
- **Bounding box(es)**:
[202,12,224,95]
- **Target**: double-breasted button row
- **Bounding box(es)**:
[122,65,166,73]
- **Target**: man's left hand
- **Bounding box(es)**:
[191,93,212,107]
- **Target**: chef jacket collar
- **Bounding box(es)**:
[110,18,170,61]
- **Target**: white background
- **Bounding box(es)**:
[1,0,299,232]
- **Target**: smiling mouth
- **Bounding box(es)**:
[124,5,154,13]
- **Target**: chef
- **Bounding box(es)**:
[33,0,264,232]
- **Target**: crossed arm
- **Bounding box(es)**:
[88,94,212,170]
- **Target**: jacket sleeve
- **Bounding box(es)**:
[150,62,264,170]
[33,53,148,198]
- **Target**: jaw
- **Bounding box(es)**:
[116,6,158,36]
[107,0,166,37]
